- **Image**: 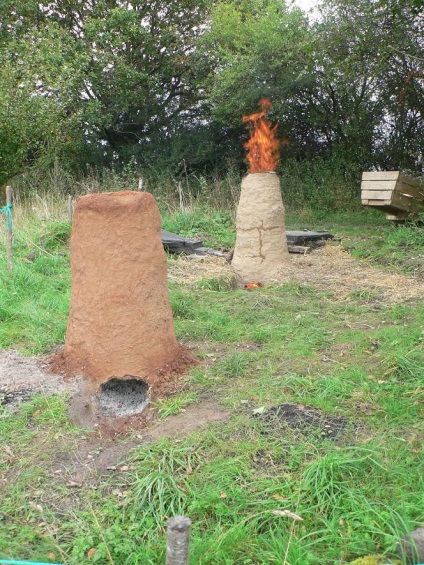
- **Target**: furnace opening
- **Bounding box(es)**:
[98,377,149,417]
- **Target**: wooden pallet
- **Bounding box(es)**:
[361,171,424,220]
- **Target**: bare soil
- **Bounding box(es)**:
[0,349,83,411]
[168,243,424,302]
[0,347,230,479]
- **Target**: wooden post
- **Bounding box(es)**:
[68,195,73,224]
[166,516,191,565]
[5,186,13,272]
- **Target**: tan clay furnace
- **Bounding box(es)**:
[231,98,290,283]
[231,172,290,283]
[63,191,181,392]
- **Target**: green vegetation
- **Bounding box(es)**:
[344,221,424,279]
[1,0,423,203]
[1,0,422,558]
[0,218,71,352]
[0,203,423,564]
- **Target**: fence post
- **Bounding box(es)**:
[166,516,191,565]
[5,186,13,272]
[68,195,73,224]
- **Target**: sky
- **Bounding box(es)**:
[291,0,319,13]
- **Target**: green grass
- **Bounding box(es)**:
[162,207,235,250]
[153,391,199,419]
[0,203,423,564]
[342,221,424,278]
[0,218,71,352]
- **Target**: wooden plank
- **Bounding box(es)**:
[386,212,409,221]
[396,180,424,200]
[362,199,393,206]
[361,201,413,215]
[361,171,423,200]
[361,180,397,191]
[362,171,400,181]
[391,191,424,212]
[394,191,424,209]
[398,172,420,188]
[361,190,394,200]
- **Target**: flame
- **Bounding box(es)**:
[242,98,280,173]
[244,282,263,290]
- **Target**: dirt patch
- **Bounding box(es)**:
[0,348,230,482]
[255,403,350,442]
[168,243,424,303]
[0,349,82,411]
[144,402,230,441]
[47,402,230,478]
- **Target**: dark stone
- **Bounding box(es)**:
[161,230,203,254]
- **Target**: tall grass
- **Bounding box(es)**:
[6,156,365,213]
[8,160,242,211]
[1,179,423,564]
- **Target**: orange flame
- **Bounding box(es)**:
[242,98,280,173]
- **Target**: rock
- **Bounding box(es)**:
[397,527,424,564]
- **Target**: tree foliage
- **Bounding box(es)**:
[0,0,423,189]
[0,0,212,184]
[200,0,423,175]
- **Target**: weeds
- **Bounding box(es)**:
[153,392,198,420]
[345,222,424,278]
[196,275,239,291]
[0,204,423,564]
[218,350,251,377]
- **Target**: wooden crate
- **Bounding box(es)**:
[361,171,424,220]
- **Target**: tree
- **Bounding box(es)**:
[197,0,310,166]
[0,0,213,183]
[197,0,423,176]
[302,0,424,172]
[0,22,92,186]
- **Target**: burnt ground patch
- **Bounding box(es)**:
[0,386,35,412]
[255,403,350,442]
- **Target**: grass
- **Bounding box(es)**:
[153,392,199,420]
[341,219,424,279]
[0,198,423,564]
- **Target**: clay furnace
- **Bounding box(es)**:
[231,98,290,283]
[63,191,182,406]
[231,172,290,283]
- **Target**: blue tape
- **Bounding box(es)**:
[0,560,70,565]
[0,203,13,231]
